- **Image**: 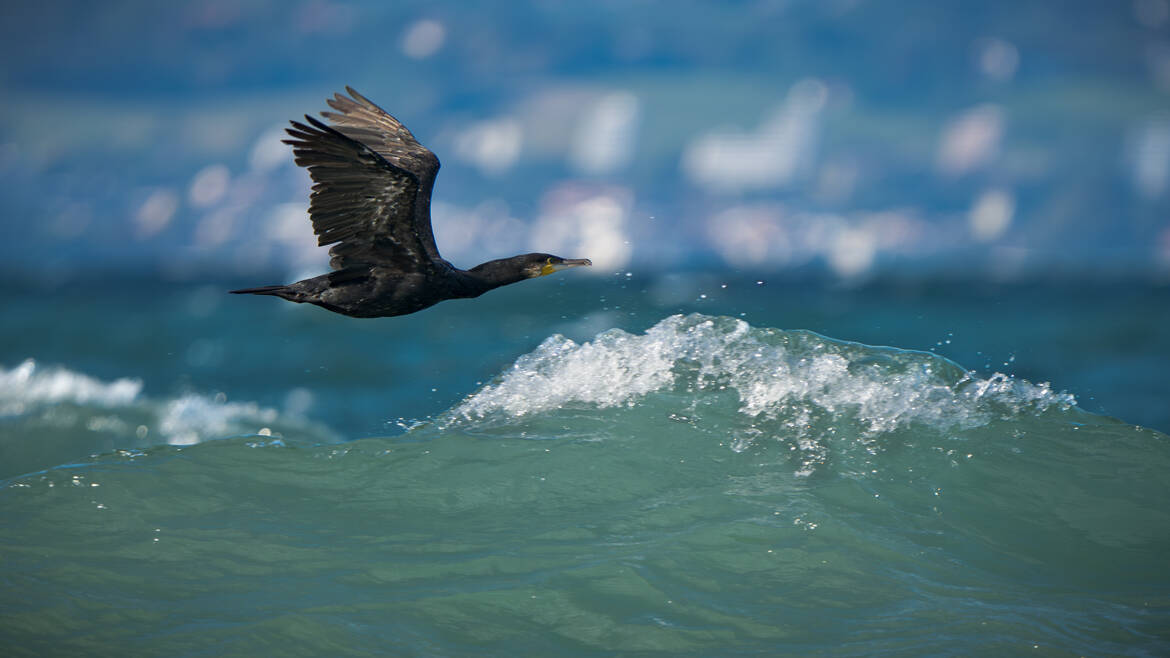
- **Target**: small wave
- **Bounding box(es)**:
[446,314,1076,473]
[0,359,337,478]
[0,358,142,415]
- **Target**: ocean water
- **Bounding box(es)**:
[2,277,1169,656]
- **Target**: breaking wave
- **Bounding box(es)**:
[445,314,1077,474]
[0,358,337,479]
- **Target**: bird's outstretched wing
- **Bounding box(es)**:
[283,111,438,272]
[320,87,443,262]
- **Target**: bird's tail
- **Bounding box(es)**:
[230,285,291,297]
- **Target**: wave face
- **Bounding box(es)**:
[2,315,1168,656]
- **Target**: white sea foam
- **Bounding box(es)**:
[449,314,1076,459]
[157,394,282,446]
[0,359,331,449]
[0,359,142,415]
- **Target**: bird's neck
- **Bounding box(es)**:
[466,257,529,291]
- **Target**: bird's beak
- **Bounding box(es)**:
[541,258,592,276]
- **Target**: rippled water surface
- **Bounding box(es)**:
[2,279,1168,655]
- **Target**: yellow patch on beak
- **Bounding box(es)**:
[538,257,591,277]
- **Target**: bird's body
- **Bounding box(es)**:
[235,260,520,318]
[231,87,590,318]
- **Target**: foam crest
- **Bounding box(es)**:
[449,314,1076,445]
[157,394,283,446]
[0,359,142,415]
[0,359,333,456]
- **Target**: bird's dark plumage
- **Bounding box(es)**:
[231,87,591,318]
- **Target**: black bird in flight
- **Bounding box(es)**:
[231,87,591,317]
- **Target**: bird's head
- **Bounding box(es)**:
[519,254,593,279]
[468,253,592,288]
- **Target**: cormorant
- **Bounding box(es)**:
[231,87,591,318]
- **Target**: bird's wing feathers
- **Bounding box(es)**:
[320,87,443,261]
[283,112,437,272]
[321,87,441,183]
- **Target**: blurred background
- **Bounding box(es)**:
[3,0,1170,281]
[1,0,1168,431]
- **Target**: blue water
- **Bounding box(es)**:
[2,277,1169,655]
